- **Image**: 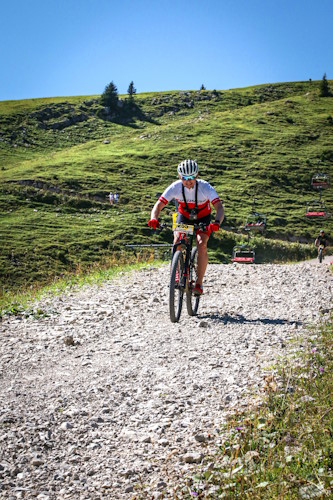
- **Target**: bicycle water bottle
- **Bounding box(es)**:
[172,212,177,230]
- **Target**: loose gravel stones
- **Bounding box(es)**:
[0,261,332,498]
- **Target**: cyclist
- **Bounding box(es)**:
[148,159,224,296]
[315,229,328,257]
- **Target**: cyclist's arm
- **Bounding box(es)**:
[150,200,166,220]
[207,182,224,224]
[213,200,224,224]
[150,182,178,221]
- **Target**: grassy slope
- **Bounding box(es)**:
[1,81,333,294]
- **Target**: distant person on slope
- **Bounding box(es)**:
[315,229,328,257]
[148,159,224,296]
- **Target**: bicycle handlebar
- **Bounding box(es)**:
[159,222,209,232]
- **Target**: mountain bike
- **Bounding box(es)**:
[318,244,325,263]
[169,221,208,323]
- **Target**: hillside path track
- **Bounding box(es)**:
[1,261,332,498]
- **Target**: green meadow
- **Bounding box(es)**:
[1,80,333,297]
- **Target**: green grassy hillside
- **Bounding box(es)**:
[1,81,333,295]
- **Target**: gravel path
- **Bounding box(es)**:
[1,261,332,499]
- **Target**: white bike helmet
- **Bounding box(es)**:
[177,159,198,178]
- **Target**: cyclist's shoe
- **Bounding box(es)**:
[193,283,203,296]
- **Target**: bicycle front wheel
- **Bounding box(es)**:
[169,250,184,323]
[186,247,200,316]
[319,248,323,263]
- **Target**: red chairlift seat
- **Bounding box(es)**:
[233,256,254,263]
[232,245,255,264]
[244,212,266,233]
[305,211,326,218]
[305,201,327,219]
[311,173,330,190]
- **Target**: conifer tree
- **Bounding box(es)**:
[319,73,330,97]
[100,81,119,109]
[127,81,137,99]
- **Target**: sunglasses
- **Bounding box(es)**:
[182,175,196,181]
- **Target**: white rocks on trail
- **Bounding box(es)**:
[0,261,332,499]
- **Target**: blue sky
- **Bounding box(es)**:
[1,0,332,101]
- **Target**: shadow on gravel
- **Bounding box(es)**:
[198,312,303,327]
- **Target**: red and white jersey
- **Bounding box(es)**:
[159,179,220,219]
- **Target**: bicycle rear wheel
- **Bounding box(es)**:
[169,250,184,323]
[186,247,200,316]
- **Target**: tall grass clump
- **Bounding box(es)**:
[177,318,333,499]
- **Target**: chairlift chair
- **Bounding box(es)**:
[244,212,267,233]
[305,200,327,219]
[311,173,330,190]
[232,245,255,264]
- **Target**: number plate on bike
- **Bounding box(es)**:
[173,224,194,235]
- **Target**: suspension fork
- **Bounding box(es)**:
[182,235,194,289]
[172,232,186,258]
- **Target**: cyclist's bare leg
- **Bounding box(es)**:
[196,232,209,285]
